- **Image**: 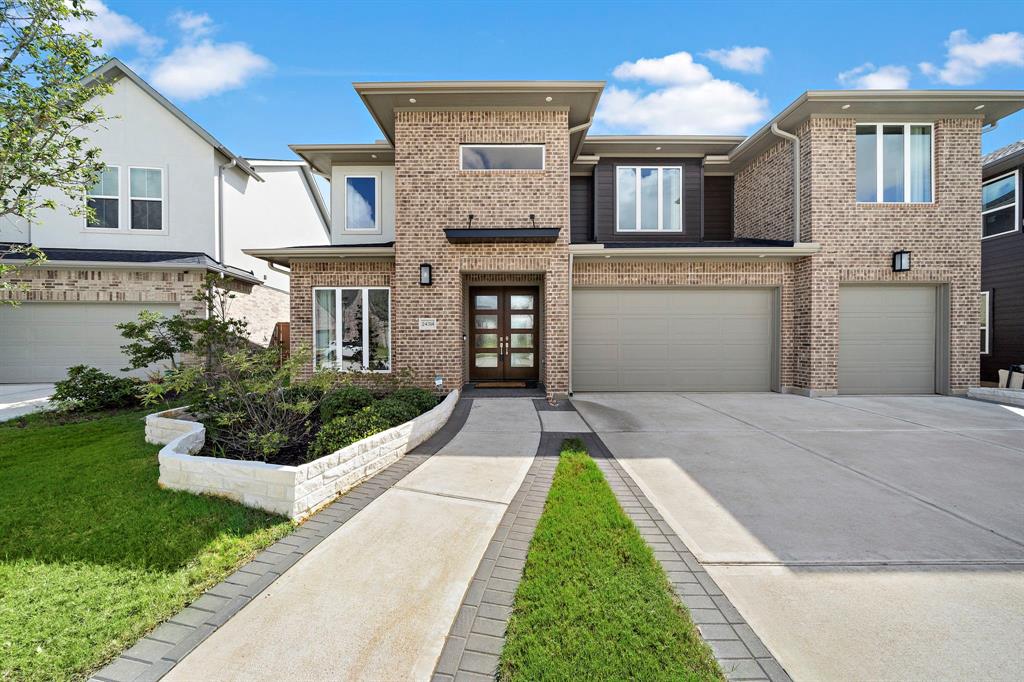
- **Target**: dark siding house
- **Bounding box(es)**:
[980,140,1024,383]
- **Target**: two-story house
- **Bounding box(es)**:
[980,140,1024,384]
[246,82,1024,400]
[0,59,329,383]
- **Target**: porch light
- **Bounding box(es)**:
[892,250,912,272]
[419,263,433,286]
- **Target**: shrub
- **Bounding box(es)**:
[388,387,437,414]
[320,386,374,422]
[306,397,422,462]
[370,396,421,427]
[52,365,141,413]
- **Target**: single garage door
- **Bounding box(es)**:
[839,285,936,394]
[572,288,774,392]
[0,302,180,383]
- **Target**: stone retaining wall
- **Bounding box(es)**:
[151,390,459,519]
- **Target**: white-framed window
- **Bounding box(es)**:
[855,123,933,203]
[981,291,991,355]
[313,287,391,372]
[982,170,1019,239]
[344,175,379,231]
[86,166,120,229]
[616,166,683,232]
[460,144,544,170]
[129,167,164,230]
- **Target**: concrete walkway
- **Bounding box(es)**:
[164,398,539,682]
[0,383,54,421]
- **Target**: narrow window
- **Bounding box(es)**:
[856,124,932,203]
[616,166,683,232]
[980,291,990,354]
[313,288,391,372]
[855,126,877,202]
[881,125,905,203]
[129,167,163,230]
[86,166,119,228]
[460,145,544,170]
[345,176,377,230]
[982,171,1018,239]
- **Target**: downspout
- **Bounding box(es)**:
[982,120,998,134]
[770,123,801,244]
[567,251,574,399]
[267,261,291,276]
[217,158,237,265]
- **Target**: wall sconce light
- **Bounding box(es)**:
[892,250,911,272]
[529,214,536,228]
[419,263,433,286]
[467,214,474,229]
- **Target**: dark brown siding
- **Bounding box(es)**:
[593,158,702,242]
[570,175,593,243]
[702,175,734,241]
[981,165,1024,382]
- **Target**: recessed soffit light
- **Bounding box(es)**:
[545,96,553,102]
[975,104,985,110]
[408,97,417,104]
[841,104,851,110]
[655,146,662,151]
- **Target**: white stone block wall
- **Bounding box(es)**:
[967,387,1024,408]
[152,390,459,520]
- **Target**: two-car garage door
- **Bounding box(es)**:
[0,302,180,383]
[572,289,774,392]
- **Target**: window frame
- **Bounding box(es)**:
[981,169,1020,240]
[855,122,935,205]
[343,174,381,233]
[980,290,991,355]
[311,286,392,373]
[459,144,546,171]
[614,165,684,233]
[84,165,121,231]
[127,166,167,233]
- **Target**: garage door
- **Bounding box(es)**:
[572,288,774,392]
[839,286,936,395]
[0,302,180,383]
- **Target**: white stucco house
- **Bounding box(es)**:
[0,58,329,383]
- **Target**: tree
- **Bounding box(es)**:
[0,0,113,304]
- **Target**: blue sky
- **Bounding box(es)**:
[83,0,1023,157]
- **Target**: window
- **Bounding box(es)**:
[86,166,119,228]
[313,287,391,372]
[345,175,378,230]
[982,170,1019,239]
[460,145,544,170]
[981,291,991,354]
[616,166,682,231]
[855,123,932,203]
[129,167,163,230]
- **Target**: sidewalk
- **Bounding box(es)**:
[163,398,540,681]
[0,383,54,421]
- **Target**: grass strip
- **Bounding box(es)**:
[499,438,723,681]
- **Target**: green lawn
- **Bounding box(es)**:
[499,439,723,682]
[0,409,292,681]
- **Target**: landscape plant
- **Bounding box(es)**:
[51,364,142,413]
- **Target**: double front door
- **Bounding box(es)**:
[468,286,539,382]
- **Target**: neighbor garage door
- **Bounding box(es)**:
[0,302,180,383]
[839,285,936,395]
[572,288,774,391]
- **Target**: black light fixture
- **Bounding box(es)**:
[892,250,911,272]
[529,214,537,228]
[467,214,474,229]
[419,263,433,286]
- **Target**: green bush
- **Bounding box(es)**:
[52,365,141,413]
[306,397,423,461]
[388,387,438,414]
[320,385,374,422]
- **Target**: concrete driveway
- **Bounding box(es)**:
[0,384,54,421]
[573,392,1024,682]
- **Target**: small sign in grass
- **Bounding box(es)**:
[499,439,723,681]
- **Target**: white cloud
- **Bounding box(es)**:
[596,51,769,135]
[67,0,163,55]
[703,46,770,74]
[170,10,214,39]
[920,30,1024,85]
[837,63,911,89]
[150,41,270,101]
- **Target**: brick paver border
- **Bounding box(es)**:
[91,398,474,682]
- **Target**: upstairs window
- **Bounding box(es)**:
[129,167,163,230]
[345,175,378,230]
[460,145,544,170]
[982,170,1018,239]
[86,166,119,229]
[616,166,683,231]
[856,124,932,203]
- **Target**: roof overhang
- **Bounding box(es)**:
[984,148,1024,178]
[244,245,395,267]
[289,143,395,174]
[14,257,262,284]
[352,81,605,160]
[444,228,560,243]
[581,135,745,158]
[570,243,822,259]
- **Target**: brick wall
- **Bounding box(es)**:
[220,280,290,346]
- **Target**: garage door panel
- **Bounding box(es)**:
[572,288,774,392]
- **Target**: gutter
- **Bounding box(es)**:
[770,123,801,244]
[217,159,237,264]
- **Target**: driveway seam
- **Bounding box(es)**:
[90,397,474,682]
